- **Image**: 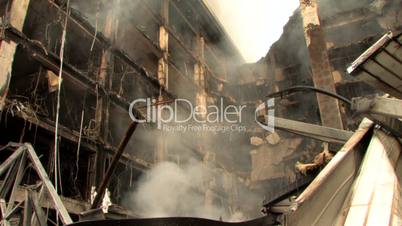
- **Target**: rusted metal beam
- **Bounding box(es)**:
[299,0,344,129]
[91,121,139,209]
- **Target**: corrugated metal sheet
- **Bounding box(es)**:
[347,31,402,99]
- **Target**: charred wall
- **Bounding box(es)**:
[0,0,259,220]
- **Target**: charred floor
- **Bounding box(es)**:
[0,0,401,225]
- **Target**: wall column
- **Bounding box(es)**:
[299,0,344,129]
[155,0,169,163]
[0,0,31,110]
[92,2,117,190]
[194,35,207,121]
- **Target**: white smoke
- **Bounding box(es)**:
[127,160,227,219]
[125,159,264,221]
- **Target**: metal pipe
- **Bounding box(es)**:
[267,85,352,106]
[90,121,139,209]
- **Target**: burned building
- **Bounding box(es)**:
[0,0,258,222]
[0,0,401,225]
[227,0,402,207]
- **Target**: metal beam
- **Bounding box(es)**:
[352,96,402,137]
[0,181,89,216]
[0,147,24,177]
[23,190,33,226]
[352,96,402,119]
[25,144,73,224]
[29,190,48,226]
[265,116,354,144]
[5,152,27,214]
[0,199,10,226]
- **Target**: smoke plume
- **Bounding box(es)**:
[125,159,262,221]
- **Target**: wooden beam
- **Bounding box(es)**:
[0,0,31,110]
[299,0,344,129]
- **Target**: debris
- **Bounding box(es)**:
[101,189,112,213]
[90,186,97,205]
[295,143,333,175]
[0,143,73,224]
[265,132,280,145]
[250,136,264,146]
[47,70,61,93]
